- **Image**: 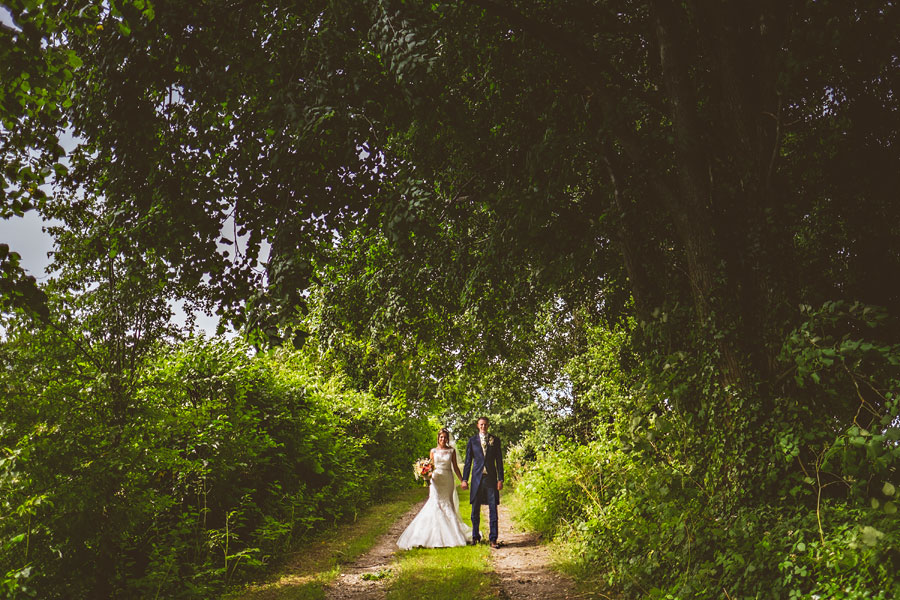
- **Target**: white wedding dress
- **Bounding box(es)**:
[397,447,473,549]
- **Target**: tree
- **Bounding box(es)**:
[2,0,898,418]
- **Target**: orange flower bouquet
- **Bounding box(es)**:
[413,457,434,486]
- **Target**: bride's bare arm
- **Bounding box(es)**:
[451,450,463,481]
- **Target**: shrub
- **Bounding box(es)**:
[0,335,432,598]
[514,303,900,599]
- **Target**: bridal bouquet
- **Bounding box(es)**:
[413,457,434,485]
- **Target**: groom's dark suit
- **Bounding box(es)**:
[462,432,504,543]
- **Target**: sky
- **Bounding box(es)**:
[0,211,232,336]
[0,212,56,280]
[0,211,227,337]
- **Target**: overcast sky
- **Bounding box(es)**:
[0,212,55,279]
[1,210,228,336]
[0,211,227,336]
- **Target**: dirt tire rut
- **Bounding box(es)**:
[323,497,426,600]
[323,495,582,600]
[490,503,581,600]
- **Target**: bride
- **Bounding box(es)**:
[397,428,473,549]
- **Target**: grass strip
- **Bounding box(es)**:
[226,486,428,600]
[385,492,495,600]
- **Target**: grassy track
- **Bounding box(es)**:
[385,491,495,600]
[227,486,428,600]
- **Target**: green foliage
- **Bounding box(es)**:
[0,245,48,321]
[2,1,900,599]
[513,304,900,599]
[10,0,897,365]
[517,440,900,599]
[0,334,432,598]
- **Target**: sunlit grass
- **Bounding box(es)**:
[385,491,496,600]
[226,486,428,600]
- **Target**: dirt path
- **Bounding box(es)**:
[491,502,581,600]
[321,495,581,600]
[322,497,427,600]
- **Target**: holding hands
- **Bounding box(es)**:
[461,480,499,490]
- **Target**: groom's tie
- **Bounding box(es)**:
[480,435,487,474]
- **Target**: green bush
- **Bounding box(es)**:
[0,335,432,598]
[514,303,900,599]
[516,439,899,598]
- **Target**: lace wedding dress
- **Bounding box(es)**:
[397,447,473,549]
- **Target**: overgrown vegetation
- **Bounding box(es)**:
[229,486,427,600]
[3,1,899,599]
[511,303,900,598]
[0,333,432,598]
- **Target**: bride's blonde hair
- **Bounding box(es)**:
[437,428,452,447]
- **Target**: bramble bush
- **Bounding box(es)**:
[512,302,900,599]
[0,335,431,599]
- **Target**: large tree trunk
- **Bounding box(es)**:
[685,0,798,384]
[599,151,660,322]
[650,0,748,389]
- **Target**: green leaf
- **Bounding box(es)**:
[860,526,884,546]
[67,51,83,68]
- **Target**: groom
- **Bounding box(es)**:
[461,416,504,548]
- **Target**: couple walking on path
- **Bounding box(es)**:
[397,417,505,550]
